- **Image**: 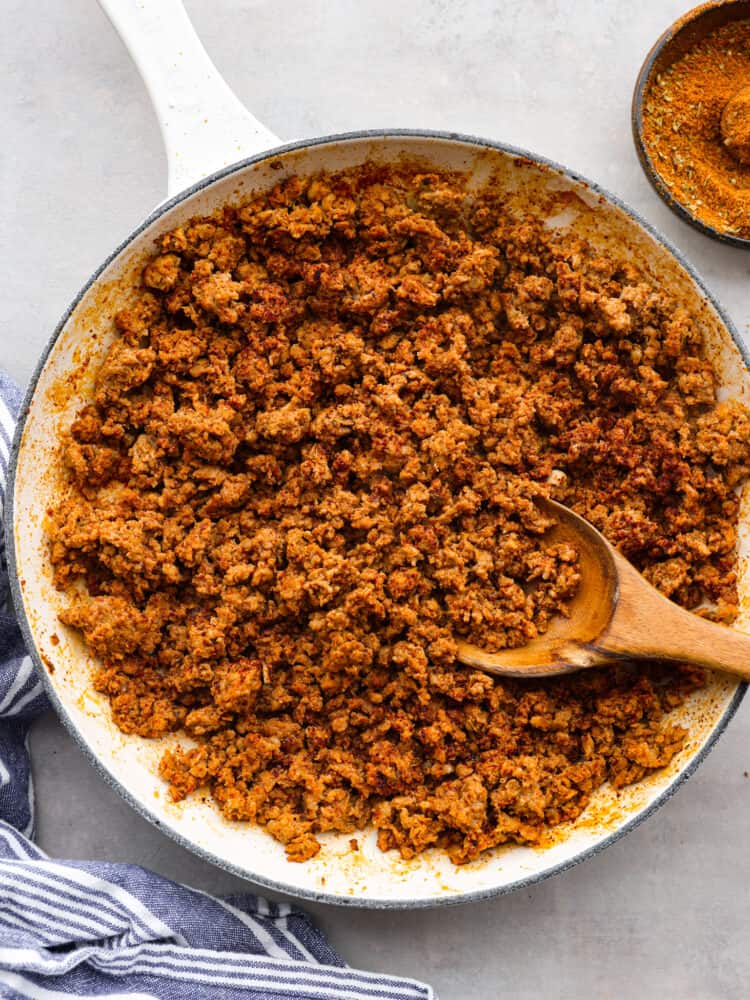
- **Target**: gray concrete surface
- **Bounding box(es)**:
[3,1,750,997]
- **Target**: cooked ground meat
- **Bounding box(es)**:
[48,163,750,865]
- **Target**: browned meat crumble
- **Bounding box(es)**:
[48,163,750,864]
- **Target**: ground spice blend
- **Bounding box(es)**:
[641,18,750,238]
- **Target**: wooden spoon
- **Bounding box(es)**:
[456,497,750,680]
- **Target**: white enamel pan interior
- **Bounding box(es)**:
[7,0,750,908]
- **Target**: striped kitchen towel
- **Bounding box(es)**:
[0,373,435,1000]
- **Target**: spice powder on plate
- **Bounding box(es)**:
[641,18,750,238]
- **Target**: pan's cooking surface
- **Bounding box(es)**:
[48,155,744,869]
[7,133,750,906]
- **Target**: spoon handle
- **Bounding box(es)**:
[596,549,750,681]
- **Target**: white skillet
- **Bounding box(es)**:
[6,0,750,908]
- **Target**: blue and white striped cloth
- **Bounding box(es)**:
[0,372,435,1000]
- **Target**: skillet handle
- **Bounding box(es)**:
[98,0,280,198]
